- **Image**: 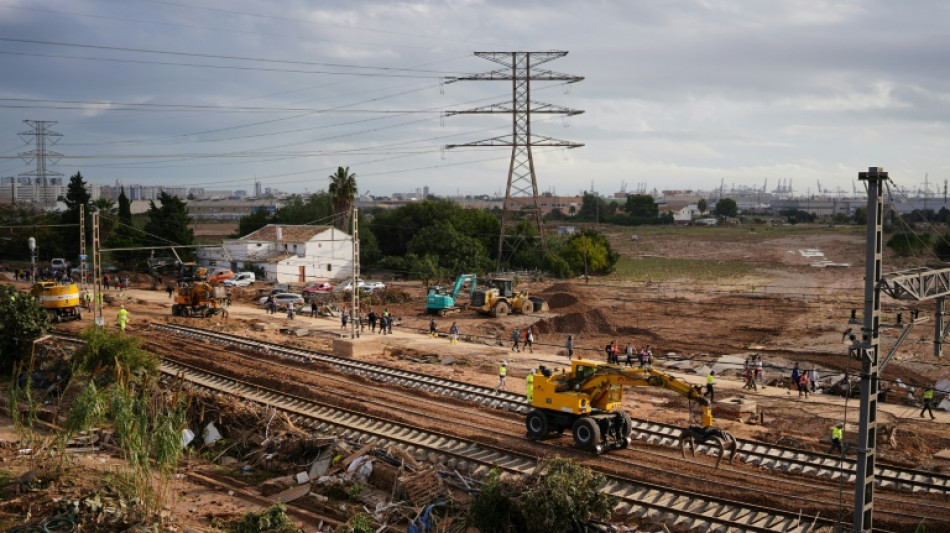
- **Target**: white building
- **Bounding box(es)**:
[197,224,354,284]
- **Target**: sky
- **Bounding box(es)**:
[1,0,949,199]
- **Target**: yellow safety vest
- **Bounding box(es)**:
[526,374,534,386]
[499,366,507,377]
[924,388,934,400]
[832,427,842,440]
[118,309,128,322]
[707,374,714,384]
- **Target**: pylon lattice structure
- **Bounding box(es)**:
[445,51,583,268]
[19,120,63,208]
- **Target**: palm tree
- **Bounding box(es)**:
[328,166,357,232]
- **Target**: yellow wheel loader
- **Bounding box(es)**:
[526,360,737,466]
[471,277,545,318]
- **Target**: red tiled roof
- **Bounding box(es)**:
[239,224,334,243]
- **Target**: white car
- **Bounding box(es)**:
[223,272,256,287]
[360,281,386,292]
[258,293,304,309]
[333,279,364,293]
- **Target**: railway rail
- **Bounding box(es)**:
[152,323,950,497]
[157,357,826,532]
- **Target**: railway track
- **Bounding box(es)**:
[152,323,950,497]
[158,357,825,532]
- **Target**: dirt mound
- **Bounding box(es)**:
[534,308,619,337]
[541,282,578,295]
[545,292,580,310]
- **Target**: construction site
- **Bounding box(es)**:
[2,206,950,533]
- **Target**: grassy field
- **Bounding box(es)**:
[608,256,759,282]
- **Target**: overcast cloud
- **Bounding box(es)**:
[1,0,948,198]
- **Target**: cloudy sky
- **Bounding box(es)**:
[1,0,948,198]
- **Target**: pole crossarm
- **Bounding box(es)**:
[880,267,950,301]
[445,101,583,116]
[446,134,584,149]
[445,69,584,83]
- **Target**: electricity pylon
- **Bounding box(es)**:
[445,51,583,268]
[19,120,63,208]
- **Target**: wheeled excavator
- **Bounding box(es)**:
[525,360,737,467]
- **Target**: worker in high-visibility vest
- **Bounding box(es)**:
[921,386,936,420]
[828,422,844,454]
[705,370,715,403]
[495,361,507,391]
[117,305,128,332]
[525,369,535,403]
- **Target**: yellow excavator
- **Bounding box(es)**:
[171,281,225,318]
[526,360,737,466]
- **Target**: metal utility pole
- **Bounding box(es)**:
[79,204,87,290]
[853,166,888,532]
[91,210,104,327]
[18,120,63,208]
[350,208,360,339]
[445,51,583,268]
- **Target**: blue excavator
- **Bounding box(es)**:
[426,274,477,316]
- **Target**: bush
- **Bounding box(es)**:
[226,504,302,533]
[73,327,158,377]
[468,458,617,533]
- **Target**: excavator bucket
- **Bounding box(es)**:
[680,426,738,469]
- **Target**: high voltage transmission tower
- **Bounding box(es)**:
[19,120,63,208]
[445,51,583,268]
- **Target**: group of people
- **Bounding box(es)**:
[510,327,536,353]
[741,355,767,391]
[102,274,131,292]
[603,341,654,368]
[367,309,393,334]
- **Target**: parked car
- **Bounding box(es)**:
[50,258,67,271]
[302,282,333,298]
[258,293,304,310]
[360,281,386,293]
[270,283,293,295]
[333,279,364,293]
[223,272,255,287]
[207,269,235,283]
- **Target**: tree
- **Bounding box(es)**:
[852,206,867,225]
[624,194,659,224]
[105,188,143,268]
[697,198,708,215]
[0,284,50,373]
[143,192,194,258]
[328,166,357,233]
[556,229,619,278]
[886,231,930,257]
[232,207,274,237]
[58,172,92,261]
[576,192,610,222]
[406,222,493,274]
[713,198,738,218]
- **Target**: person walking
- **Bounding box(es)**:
[340,307,349,330]
[829,422,844,454]
[311,299,318,318]
[287,303,295,320]
[117,304,128,332]
[525,328,534,353]
[166,284,174,299]
[754,355,766,389]
[705,370,715,403]
[743,359,757,391]
[225,289,232,307]
[799,372,810,399]
[511,328,521,352]
[495,361,508,391]
[792,363,802,395]
[808,367,819,393]
[368,310,377,333]
[605,342,615,363]
[526,369,535,403]
[386,311,394,334]
[566,335,574,360]
[921,385,937,419]
[429,319,438,338]
[449,322,460,344]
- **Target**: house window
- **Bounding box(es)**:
[256,243,262,247]
[327,264,332,271]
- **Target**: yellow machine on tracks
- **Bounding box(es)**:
[526,360,737,466]
[32,282,83,323]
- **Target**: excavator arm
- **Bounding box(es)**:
[450,274,477,300]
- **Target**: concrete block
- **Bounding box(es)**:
[714,397,756,419]
[333,337,385,358]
